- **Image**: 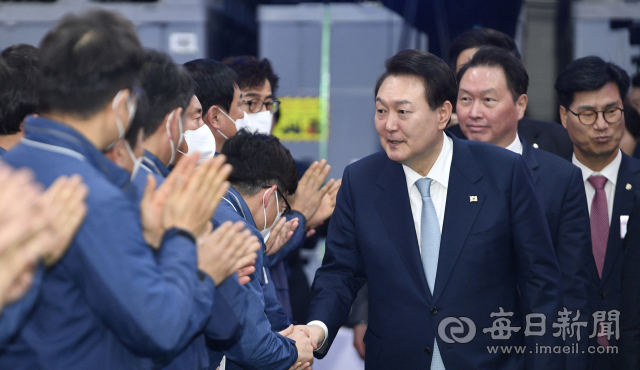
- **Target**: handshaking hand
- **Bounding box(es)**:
[279,324,316,370]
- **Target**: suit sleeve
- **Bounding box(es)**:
[509,155,564,370]
[307,167,367,358]
[620,196,640,370]
[554,167,592,370]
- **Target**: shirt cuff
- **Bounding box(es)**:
[307,320,329,351]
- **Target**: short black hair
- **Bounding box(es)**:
[0,44,40,135]
[38,9,144,118]
[139,50,193,137]
[223,55,280,96]
[375,49,457,110]
[449,28,521,69]
[555,56,630,109]
[125,89,149,149]
[632,73,640,88]
[184,59,238,115]
[221,129,298,196]
[457,46,528,102]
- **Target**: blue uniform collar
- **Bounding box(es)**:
[142,150,170,178]
[22,117,131,188]
[0,146,6,156]
[222,186,258,230]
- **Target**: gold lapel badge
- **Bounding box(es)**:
[470,196,478,202]
[626,183,632,190]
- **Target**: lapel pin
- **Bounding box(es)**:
[470,196,478,202]
[626,183,632,190]
[533,143,539,148]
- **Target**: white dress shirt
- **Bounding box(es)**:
[572,150,622,225]
[402,132,453,248]
[310,132,454,350]
[505,133,523,155]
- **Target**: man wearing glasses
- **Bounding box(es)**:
[223,55,280,134]
[224,55,341,328]
[555,55,640,369]
[209,130,316,370]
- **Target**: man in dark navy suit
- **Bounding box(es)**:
[456,46,592,370]
[555,55,640,369]
[350,28,574,357]
[620,192,640,369]
[296,50,563,370]
[447,27,573,161]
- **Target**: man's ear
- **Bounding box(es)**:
[169,107,183,130]
[516,94,528,121]
[111,89,132,125]
[263,185,277,207]
[104,139,126,165]
[437,101,453,130]
[206,105,221,130]
[559,106,568,129]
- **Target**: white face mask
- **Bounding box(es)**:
[108,89,137,149]
[261,188,283,241]
[177,125,216,165]
[123,140,143,181]
[166,109,184,165]
[236,111,273,135]
[217,108,240,139]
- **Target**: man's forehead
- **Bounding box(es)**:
[572,82,622,107]
[376,96,414,106]
[242,80,273,98]
[460,65,508,88]
[377,74,426,102]
[188,97,202,113]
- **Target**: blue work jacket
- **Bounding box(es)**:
[208,186,297,370]
[0,117,213,369]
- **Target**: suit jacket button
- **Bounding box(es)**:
[431,307,438,315]
[599,291,606,299]
[424,347,431,354]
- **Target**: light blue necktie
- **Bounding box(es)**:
[415,178,445,370]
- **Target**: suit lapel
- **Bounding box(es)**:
[432,136,484,303]
[601,153,640,284]
[373,159,432,301]
[520,138,540,187]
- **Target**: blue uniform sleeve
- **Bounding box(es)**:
[0,265,43,347]
[208,275,298,370]
[266,211,307,268]
[203,273,247,340]
[251,231,290,331]
[70,194,200,357]
[262,265,291,331]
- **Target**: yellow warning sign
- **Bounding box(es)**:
[272,96,324,141]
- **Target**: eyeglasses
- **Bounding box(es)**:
[241,98,280,114]
[276,188,291,214]
[567,107,624,125]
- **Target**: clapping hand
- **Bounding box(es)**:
[265,217,299,256]
[198,221,260,286]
